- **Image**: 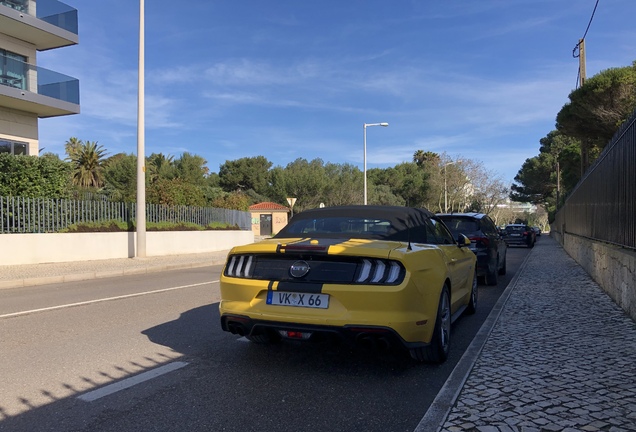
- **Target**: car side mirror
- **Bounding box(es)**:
[457,233,471,247]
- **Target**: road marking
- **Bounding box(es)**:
[0,281,219,319]
[78,361,189,402]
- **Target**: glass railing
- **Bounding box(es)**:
[0,55,79,105]
[1,0,78,35]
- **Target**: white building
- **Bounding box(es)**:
[0,0,79,156]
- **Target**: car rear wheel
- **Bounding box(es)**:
[466,270,478,315]
[498,253,507,275]
[485,258,498,286]
[410,286,451,363]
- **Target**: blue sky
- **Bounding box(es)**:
[38,0,636,185]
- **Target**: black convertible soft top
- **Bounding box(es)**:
[275,205,434,243]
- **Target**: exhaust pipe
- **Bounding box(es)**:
[227,322,246,336]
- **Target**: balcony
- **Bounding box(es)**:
[0,55,79,117]
[0,0,78,50]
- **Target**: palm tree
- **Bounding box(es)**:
[413,150,440,167]
[70,141,108,188]
[64,137,82,161]
[147,153,175,183]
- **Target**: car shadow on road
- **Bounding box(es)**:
[141,303,221,357]
[141,302,440,376]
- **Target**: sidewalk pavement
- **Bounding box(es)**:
[0,250,231,290]
[418,235,636,432]
[1,236,635,431]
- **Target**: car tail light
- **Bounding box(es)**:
[356,259,404,285]
[224,254,405,285]
[469,236,490,248]
[226,254,255,277]
[278,330,312,339]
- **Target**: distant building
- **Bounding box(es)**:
[249,202,290,236]
[0,0,79,156]
[496,200,538,213]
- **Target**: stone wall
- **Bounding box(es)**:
[556,233,636,322]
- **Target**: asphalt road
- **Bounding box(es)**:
[0,246,531,432]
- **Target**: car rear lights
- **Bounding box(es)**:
[278,330,312,339]
[224,254,405,285]
[356,259,404,285]
[469,236,490,247]
[225,254,254,278]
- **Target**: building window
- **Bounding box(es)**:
[0,139,29,155]
[0,49,27,90]
[0,0,28,13]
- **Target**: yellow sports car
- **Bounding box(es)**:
[219,205,477,363]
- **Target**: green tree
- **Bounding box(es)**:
[510,130,582,219]
[147,178,206,206]
[413,150,440,167]
[283,158,327,212]
[211,191,250,211]
[510,154,555,205]
[103,153,137,202]
[538,131,581,206]
[369,184,405,206]
[218,156,273,194]
[266,166,288,205]
[323,163,363,206]
[174,152,208,186]
[64,137,82,161]
[67,140,108,189]
[392,162,429,207]
[556,61,636,172]
[0,153,72,198]
[147,153,175,183]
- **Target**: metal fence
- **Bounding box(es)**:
[553,110,636,250]
[0,197,251,233]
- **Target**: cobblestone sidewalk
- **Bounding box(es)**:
[438,237,636,432]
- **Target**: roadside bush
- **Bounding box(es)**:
[60,220,239,232]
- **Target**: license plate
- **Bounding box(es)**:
[510,233,521,237]
[266,291,329,309]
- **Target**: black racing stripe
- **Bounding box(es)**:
[276,281,323,294]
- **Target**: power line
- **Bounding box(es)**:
[573,0,599,89]
[572,0,600,58]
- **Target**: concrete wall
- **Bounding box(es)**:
[0,230,254,265]
[556,233,636,322]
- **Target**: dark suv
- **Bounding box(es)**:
[437,212,507,285]
[504,224,536,248]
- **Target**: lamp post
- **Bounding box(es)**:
[136,0,146,257]
[363,122,389,205]
[443,160,461,213]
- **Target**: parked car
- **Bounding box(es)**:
[504,224,536,248]
[437,212,507,286]
[219,205,477,363]
[532,226,542,237]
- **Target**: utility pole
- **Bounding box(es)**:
[578,38,586,87]
[578,38,589,176]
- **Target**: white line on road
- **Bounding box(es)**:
[78,361,189,402]
[0,281,219,319]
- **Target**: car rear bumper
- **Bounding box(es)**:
[220,314,430,351]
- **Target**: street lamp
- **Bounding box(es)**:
[444,160,461,213]
[363,122,389,205]
[136,0,146,257]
